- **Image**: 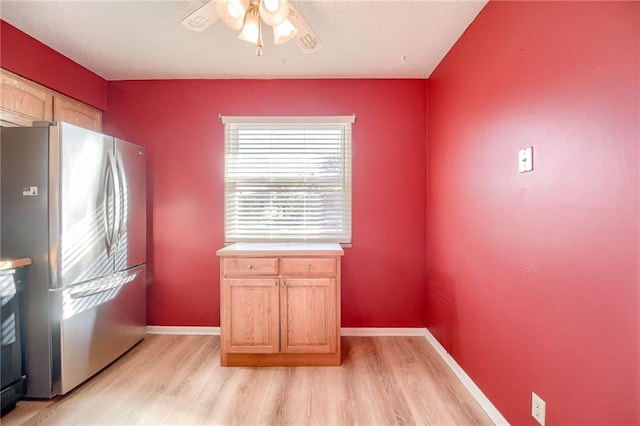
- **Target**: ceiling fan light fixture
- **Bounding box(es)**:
[216,0,249,31]
[238,4,263,47]
[273,18,298,45]
[259,0,289,26]
[183,0,318,55]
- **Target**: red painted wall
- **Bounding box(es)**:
[103,79,427,327]
[427,2,639,425]
[0,20,107,110]
[0,18,428,328]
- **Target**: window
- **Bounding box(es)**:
[221,115,354,243]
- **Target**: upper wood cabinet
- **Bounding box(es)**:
[0,69,102,132]
[1,70,53,127]
[53,95,102,132]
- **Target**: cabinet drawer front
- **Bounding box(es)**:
[280,258,336,276]
[224,257,278,276]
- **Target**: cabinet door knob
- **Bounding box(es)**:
[282,281,286,287]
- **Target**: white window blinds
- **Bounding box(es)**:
[222,116,354,243]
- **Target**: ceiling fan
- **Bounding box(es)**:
[181,0,320,56]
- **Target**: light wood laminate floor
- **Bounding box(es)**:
[2,335,493,425]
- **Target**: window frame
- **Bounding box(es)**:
[221,115,355,244]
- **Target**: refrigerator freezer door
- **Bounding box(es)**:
[54,264,146,395]
[56,123,115,287]
[114,139,147,271]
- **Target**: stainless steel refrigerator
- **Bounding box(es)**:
[0,122,147,398]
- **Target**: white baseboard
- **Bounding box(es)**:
[145,326,425,337]
[341,327,427,336]
[146,326,220,335]
[143,326,507,425]
[423,329,509,425]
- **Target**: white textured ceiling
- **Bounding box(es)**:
[0,0,487,80]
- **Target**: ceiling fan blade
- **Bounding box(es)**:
[288,2,321,53]
[182,1,220,32]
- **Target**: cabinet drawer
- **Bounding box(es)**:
[280,257,337,276]
[224,258,278,276]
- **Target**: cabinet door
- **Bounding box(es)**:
[0,70,53,126]
[53,95,102,132]
[280,278,336,354]
[222,278,280,354]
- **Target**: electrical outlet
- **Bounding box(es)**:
[532,392,546,426]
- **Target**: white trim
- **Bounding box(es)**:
[220,114,356,124]
[423,329,510,426]
[146,326,421,337]
[142,326,508,425]
[146,326,220,335]
[341,327,427,336]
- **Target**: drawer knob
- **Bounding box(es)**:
[306,264,311,272]
[247,265,253,270]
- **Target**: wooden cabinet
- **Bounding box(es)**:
[223,277,280,354]
[0,69,102,132]
[280,276,337,354]
[217,243,343,366]
[53,95,102,132]
[0,70,53,127]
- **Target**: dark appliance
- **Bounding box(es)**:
[1,267,26,415]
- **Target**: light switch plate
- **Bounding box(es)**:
[519,146,533,173]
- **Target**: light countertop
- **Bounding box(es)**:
[0,257,32,271]
[217,242,344,257]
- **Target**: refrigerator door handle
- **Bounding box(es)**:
[111,151,122,255]
[69,275,134,299]
[114,152,126,248]
[103,152,121,255]
[69,269,141,299]
[70,282,122,299]
[102,156,114,254]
